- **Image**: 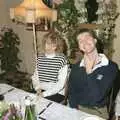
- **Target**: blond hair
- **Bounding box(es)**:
[41,31,67,54]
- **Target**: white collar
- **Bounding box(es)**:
[45,53,56,58]
[80,54,109,70]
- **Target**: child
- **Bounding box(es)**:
[32,31,69,103]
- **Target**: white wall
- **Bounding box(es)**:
[113,0,120,68]
[0,0,8,73]
[0,1,7,24]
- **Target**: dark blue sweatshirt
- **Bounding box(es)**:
[68,60,118,108]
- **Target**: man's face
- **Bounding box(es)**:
[77,32,96,54]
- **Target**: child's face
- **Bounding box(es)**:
[45,40,57,54]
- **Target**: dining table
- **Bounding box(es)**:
[0,83,105,120]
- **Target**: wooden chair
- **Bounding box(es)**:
[107,70,120,120]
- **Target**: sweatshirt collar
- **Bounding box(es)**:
[80,54,109,69]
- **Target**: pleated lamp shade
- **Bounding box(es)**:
[10,0,57,24]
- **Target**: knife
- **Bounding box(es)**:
[1,88,15,95]
[38,116,46,120]
[39,102,53,115]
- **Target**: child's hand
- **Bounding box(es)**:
[36,88,43,97]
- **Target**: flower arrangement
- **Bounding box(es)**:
[0,102,23,120]
[0,101,9,117]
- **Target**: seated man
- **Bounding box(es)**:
[68,28,119,120]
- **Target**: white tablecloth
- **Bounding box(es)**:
[0,84,105,120]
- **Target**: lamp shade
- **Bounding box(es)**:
[10,0,57,24]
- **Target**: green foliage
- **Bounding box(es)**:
[0,26,21,72]
[53,0,118,59]
[97,2,119,58]
[24,104,37,120]
[54,0,79,55]
[0,26,32,91]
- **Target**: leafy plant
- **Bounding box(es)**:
[97,2,119,58]
[53,0,119,60]
[0,26,21,72]
[0,26,32,91]
[54,0,79,56]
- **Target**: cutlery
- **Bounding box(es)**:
[38,116,46,120]
[38,102,53,115]
[1,88,15,95]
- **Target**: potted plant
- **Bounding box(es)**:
[0,26,21,72]
[0,26,32,92]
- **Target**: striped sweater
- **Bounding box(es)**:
[37,53,67,83]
